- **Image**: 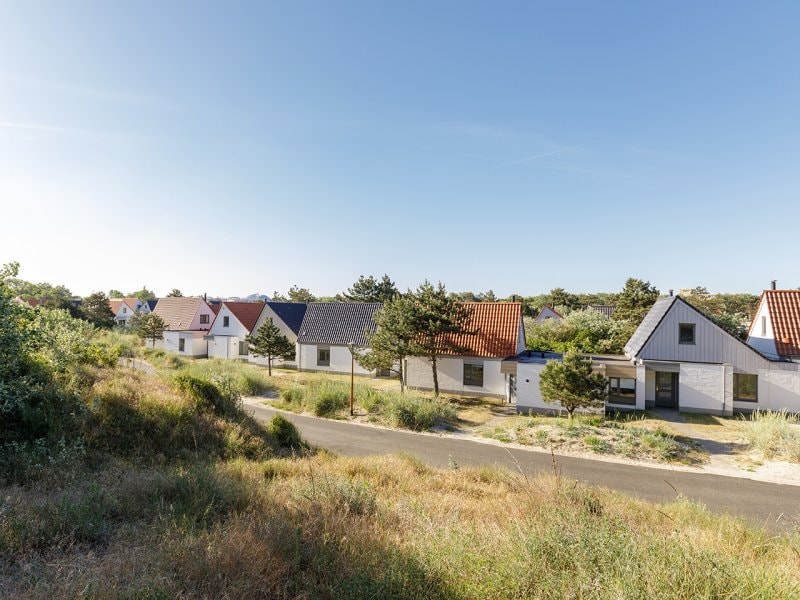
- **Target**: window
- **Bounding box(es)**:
[761,316,767,336]
[608,377,636,405]
[223,316,230,327]
[178,338,185,352]
[733,373,758,403]
[679,323,695,344]
[463,362,484,387]
[122,307,127,314]
[200,314,209,325]
[119,320,126,327]
[239,341,248,356]
[317,348,330,366]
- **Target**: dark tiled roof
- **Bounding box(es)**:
[623,296,677,358]
[266,302,308,335]
[223,301,265,333]
[298,302,382,346]
[436,302,523,358]
[146,299,158,311]
[587,305,615,318]
[760,291,800,356]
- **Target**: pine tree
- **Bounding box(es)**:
[344,274,398,303]
[538,350,608,419]
[246,320,295,375]
[130,312,166,348]
[613,278,659,324]
[80,291,116,328]
[357,295,416,391]
[167,289,183,297]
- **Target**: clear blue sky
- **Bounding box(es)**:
[1,2,798,298]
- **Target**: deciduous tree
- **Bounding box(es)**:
[80,291,116,328]
[246,320,295,375]
[539,350,608,419]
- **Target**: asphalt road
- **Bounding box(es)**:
[245,403,800,532]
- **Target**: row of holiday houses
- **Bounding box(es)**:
[115,287,800,415]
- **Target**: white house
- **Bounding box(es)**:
[206,301,265,360]
[746,286,800,362]
[296,302,382,375]
[109,297,149,326]
[535,305,563,323]
[405,302,527,400]
[151,296,216,357]
[248,302,308,369]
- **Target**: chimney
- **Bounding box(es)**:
[770,280,777,291]
[203,293,207,301]
[669,289,673,297]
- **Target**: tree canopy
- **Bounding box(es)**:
[129,287,157,301]
[130,312,166,348]
[538,350,608,419]
[80,291,116,328]
[612,278,659,324]
[343,274,398,303]
[357,294,417,390]
[167,289,183,297]
[246,321,295,375]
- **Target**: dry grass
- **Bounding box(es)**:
[1,454,798,598]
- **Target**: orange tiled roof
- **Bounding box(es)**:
[762,290,800,356]
[223,301,265,333]
[437,302,523,358]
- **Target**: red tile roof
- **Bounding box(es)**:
[223,301,265,333]
[436,302,523,358]
[759,291,800,356]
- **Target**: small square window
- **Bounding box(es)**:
[679,323,695,344]
[223,316,230,327]
[317,348,330,366]
[200,314,209,325]
[463,363,484,387]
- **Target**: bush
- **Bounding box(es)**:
[173,374,221,410]
[280,386,305,404]
[266,415,303,449]
[313,390,348,417]
[743,410,800,462]
[385,395,456,431]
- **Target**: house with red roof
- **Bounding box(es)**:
[206,301,266,359]
[109,297,150,326]
[404,302,527,399]
[747,286,800,362]
[534,305,563,323]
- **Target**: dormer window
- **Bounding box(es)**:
[679,323,695,345]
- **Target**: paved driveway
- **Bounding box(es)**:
[245,402,800,532]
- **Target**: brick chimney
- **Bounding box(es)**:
[771,280,777,291]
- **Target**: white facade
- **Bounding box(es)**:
[155,331,208,357]
[535,306,562,323]
[247,305,300,369]
[405,356,508,398]
[297,343,374,376]
[206,304,252,360]
[747,299,779,358]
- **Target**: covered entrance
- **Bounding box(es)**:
[655,371,679,408]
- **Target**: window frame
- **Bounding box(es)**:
[223,316,230,328]
[317,347,331,366]
[733,373,758,403]
[178,338,185,352]
[200,314,209,325]
[678,323,696,345]
[463,362,484,387]
[239,340,248,356]
[607,376,636,406]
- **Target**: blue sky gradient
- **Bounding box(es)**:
[1,2,798,297]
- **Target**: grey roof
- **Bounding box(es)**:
[265,302,307,335]
[623,296,677,358]
[146,299,158,311]
[587,305,615,318]
[297,302,382,346]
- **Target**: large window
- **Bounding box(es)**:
[317,348,330,366]
[679,323,695,344]
[463,362,484,387]
[200,314,209,325]
[608,377,636,405]
[239,341,248,356]
[733,373,758,403]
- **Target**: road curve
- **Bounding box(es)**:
[245,403,800,532]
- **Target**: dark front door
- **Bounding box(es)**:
[655,372,678,408]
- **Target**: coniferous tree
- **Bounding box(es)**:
[538,350,608,419]
[357,294,416,391]
[612,278,659,324]
[246,320,295,375]
[344,274,398,303]
[80,291,116,328]
[167,289,183,297]
[130,312,166,348]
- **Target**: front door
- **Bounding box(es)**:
[655,372,678,408]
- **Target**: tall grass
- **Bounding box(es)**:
[742,410,800,462]
[1,454,798,598]
[173,358,276,397]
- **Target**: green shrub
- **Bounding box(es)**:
[280,386,305,404]
[313,389,348,417]
[385,396,456,431]
[356,386,385,413]
[266,414,303,449]
[173,374,221,410]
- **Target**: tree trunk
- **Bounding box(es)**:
[399,358,405,394]
[566,406,574,420]
[267,354,272,376]
[431,354,439,398]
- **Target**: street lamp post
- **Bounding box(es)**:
[348,342,355,416]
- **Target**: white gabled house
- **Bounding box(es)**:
[405,302,527,400]
[151,296,216,356]
[205,302,265,360]
[535,305,563,323]
[109,297,147,326]
[296,302,382,375]
[746,286,800,362]
[248,302,308,369]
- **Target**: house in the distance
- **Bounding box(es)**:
[248,302,308,369]
[534,305,563,323]
[296,302,382,375]
[206,301,265,360]
[405,302,527,400]
[109,297,147,326]
[746,285,800,362]
[151,296,216,356]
